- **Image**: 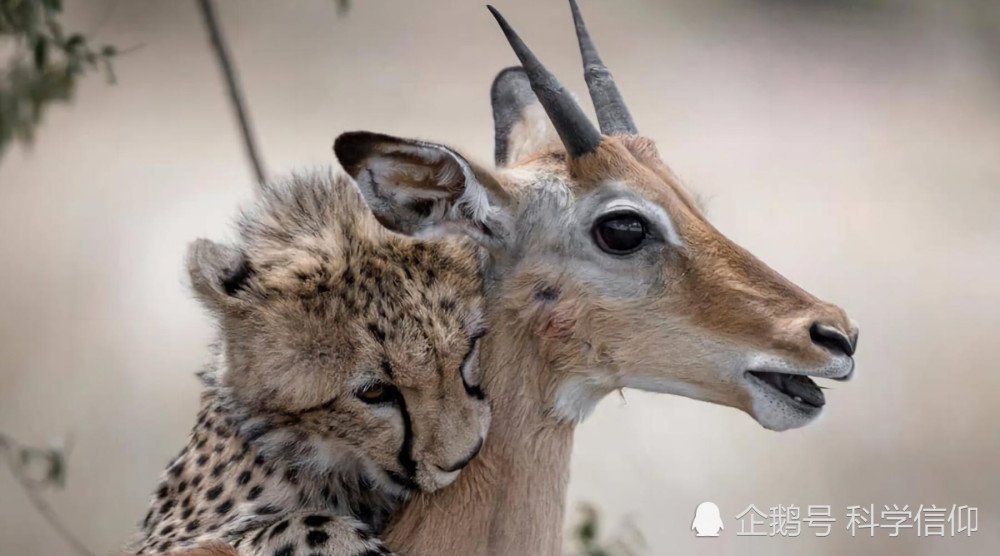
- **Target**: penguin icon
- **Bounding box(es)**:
[692,502,724,537]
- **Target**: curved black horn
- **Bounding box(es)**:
[568,0,637,135]
[487,5,602,158]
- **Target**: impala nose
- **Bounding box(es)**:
[809,322,857,357]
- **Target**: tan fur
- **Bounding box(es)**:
[127,174,490,555]
[157,543,237,556]
[340,122,857,555]
[384,320,575,555]
[504,103,564,165]
[327,8,858,548]
[192,175,490,492]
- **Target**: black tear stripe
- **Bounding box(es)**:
[395,393,418,490]
[464,382,486,401]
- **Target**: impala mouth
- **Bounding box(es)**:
[746,370,825,409]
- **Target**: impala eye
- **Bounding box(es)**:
[357,382,398,404]
[593,212,647,254]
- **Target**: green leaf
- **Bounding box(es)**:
[64,32,84,50]
[0,0,122,156]
[41,0,64,13]
[579,520,597,542]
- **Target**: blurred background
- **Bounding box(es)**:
[1,0,998,554]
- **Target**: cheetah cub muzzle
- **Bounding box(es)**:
[126,173,490,555]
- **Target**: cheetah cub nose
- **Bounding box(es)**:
[432,437,484,486]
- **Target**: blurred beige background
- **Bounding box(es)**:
[1,0,998,554]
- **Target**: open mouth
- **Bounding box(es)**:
[746,370,825,409]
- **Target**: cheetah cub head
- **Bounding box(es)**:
[187,174,489,495]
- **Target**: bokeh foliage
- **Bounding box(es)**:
[0,433,95,556]
[567,503,645,556]
[0,0,117,158]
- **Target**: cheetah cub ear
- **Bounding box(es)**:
[187,238,253,314]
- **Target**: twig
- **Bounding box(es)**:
[196,0,267,185]
[89,0,122,36]
[0,436,97,556]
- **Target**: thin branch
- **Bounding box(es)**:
[88,0,123,36]
[0,436,96,556]
[196,0,267,185]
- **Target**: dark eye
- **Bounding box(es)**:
[592,212,647,254]
[357,382,398,404]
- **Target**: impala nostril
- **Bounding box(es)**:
[810,322,855,356]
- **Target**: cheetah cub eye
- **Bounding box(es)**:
[357,382,396,404]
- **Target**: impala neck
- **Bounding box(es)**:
[383,309,576,556]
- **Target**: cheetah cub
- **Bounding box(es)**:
[127,173,489,555]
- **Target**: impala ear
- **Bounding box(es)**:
[187,239,253,314]
[334,131,512,244]
[491,67,563,167]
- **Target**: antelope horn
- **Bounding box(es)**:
[487,5,602,158]
[568,0,637,135]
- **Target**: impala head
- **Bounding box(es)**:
[335,0,858,431]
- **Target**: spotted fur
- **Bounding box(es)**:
[125,172,489,555]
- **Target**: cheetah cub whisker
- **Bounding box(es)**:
[125,172,490,555]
